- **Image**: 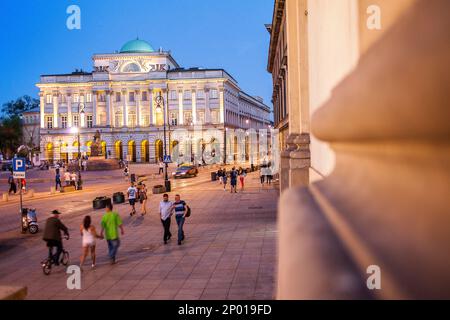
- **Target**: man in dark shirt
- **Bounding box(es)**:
[43,210,69,265]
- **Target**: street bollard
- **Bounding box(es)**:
[2,193,8,202]
[50,187,55,194]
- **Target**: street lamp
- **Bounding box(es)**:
[71,102,85,190]
[155,92,171,192]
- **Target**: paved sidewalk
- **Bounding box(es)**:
[0,171,278,300]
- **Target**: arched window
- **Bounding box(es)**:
[122,63,141,73]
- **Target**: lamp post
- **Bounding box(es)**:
[71,102,85,190]
[155,92,171,192]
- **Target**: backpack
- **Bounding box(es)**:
[185,205,191,218]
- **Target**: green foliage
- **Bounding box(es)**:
[0,115,23,157]
[1,95,39,118]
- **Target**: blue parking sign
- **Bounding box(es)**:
[13,157,26,179]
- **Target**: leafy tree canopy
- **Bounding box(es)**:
[1,95,39,119]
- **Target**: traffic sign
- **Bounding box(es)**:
[163,155,172,164]
[13,157,26,179]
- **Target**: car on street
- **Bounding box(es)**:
[1,160,12,171]
[172,164,198,179]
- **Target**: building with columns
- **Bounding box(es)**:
[37,38,271,164]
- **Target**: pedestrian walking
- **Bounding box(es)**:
[159,194,173,244]
[230,167,238,193]
[158,161,164,175]
[127,182,138,216]
[239,167,246,191]
[21,178,27,193]
[222,170,228,191]
[124,166,129,181]
[82,159,87,172]
[64,171,71,186]
[71,171,77,189]
[55,172,62,191]
[172,194,189,245]
[79,215,102,269]
[260,168,266,185]
[100,203,124,265]
[217,168,224,184]
[8,173,16,195]
[139,183,148,216]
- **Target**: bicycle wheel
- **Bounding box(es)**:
[61,251,69,266]
[42,260,52,275]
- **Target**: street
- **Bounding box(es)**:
[0,166,278,300]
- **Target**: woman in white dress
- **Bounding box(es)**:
[80,215,101,269]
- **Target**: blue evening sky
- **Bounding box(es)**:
[0,0,274,115]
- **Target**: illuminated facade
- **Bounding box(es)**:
[37,38,271,163]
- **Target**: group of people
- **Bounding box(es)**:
[55,168,80,191]
[42,191,190,269]
[216,167,247,193]
[126,182,148,216]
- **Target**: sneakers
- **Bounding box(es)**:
[91,264,96,268]
[178,241,182,245]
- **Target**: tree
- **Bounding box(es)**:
[1,95,39,118]
[0,115,23,158]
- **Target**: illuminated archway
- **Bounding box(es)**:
[141,140,150,163]
[60,143,68,163]
[86,141,92,157]
[128,140,136,162]
[46,143,54,164]
[155,139,163,162]
[72,141,80,160]
[115,141,123,160]
[101,141,107,158]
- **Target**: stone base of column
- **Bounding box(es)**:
[280,133,311,191]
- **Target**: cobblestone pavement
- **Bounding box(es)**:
[0,170,278,300]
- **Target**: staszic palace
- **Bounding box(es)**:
[37,38,271,164]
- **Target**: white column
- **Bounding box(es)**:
[191,89,197,125]
[205,88,211,124]
[39,93,45,128]
[52,92,59,128]
[93,91,98,126]
[67,93,73,127]
[178,89,184,125]
[149,89,154,126]
[219,88,225,123]
[122,89,127,127]
[106,90,111,127]
[136,90,141,127]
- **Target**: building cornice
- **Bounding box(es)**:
[267,0,286,72]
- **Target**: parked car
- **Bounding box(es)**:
[172,165,198,179]
[1,161,12,171]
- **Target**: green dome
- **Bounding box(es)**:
[120,39,154,53]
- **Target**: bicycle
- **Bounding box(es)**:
[41,235,70,275]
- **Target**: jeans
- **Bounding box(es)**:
[46,240,63,265]
[161,218,172,242]
[176,215,185,242]
[107,239,121,260]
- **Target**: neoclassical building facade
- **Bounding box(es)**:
[37,39,271,164]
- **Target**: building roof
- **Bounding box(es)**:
[120,38,155,53]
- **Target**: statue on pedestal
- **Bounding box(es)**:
[90,130,103,157]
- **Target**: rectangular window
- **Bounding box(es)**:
[46,95,52,104]
[170,90,177,100]
[61,116,67,129]
[115,113,123,127]
[128,112,136,128]
[73,94,80,103]
[99,112,106,126]
[87,115,93,128]
[116,92,121,102]
[73,115,79,127]
[129,92,135,102]
[46,116,53,129]
[61,95,67,103]
[210,89,218,99]
[86,93,92,103]
[169,112,178,126]
[184,111,192,125]
[80,94,85,103]
[197,111,205,124]
[211,110,219,124]
[142,91,148,101]
[184,90,191,100]
[142,114,150,127]
[197,90,205,100]
[98,93,106,102]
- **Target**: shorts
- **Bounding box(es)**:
[129,199,136,205]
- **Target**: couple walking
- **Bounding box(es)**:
[159,194,190,246]
[79,202,124,268]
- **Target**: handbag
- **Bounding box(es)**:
[185,205,191,218]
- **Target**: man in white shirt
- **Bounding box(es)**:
[70,172,78,189]
[127,182,138,216]
[159,194,173,244]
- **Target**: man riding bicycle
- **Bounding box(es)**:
[42,210,69,265]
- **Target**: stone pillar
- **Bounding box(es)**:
[93,91,98,126]
[106,90,111,127]
[136,90,141,127]
[39,93,45,128]
[122,89,127,127]
[205,88,211,124]
[149,89,154,126]
[219,87,225,123]
[178,89,184,125]
[67,93,73,127]
[191,89,197,124]
[52,92,59,128]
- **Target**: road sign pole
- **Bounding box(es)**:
[19,178,23,233]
